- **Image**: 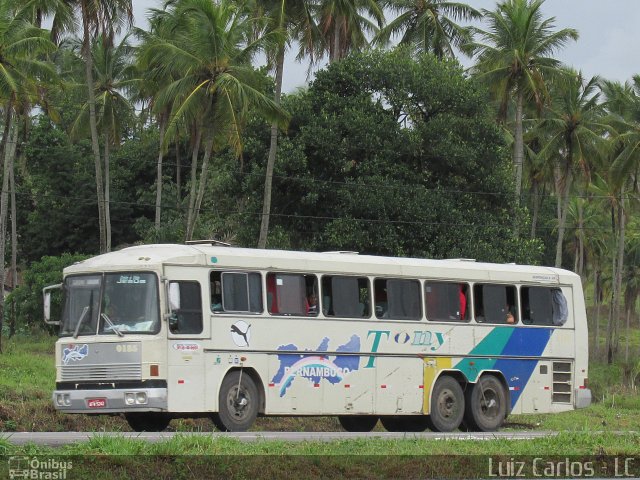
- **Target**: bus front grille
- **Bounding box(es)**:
[61,363,142,381]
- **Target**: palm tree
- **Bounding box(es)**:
[141,0,287,240]
[255,0,322,248]
[0,0,56,351]
[375,0,480,59]
[535,71,607,268]
[71,0,133,253]
[465,0,578,204]
[316,0,385,63]
[600,76,640,363]
[71,35,136,251]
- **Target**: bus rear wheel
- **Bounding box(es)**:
[426,376,465,432]
[464,375,507,432]
[381,416,429,432]
[338,415,378,432]
[125,412,171,432]
[213,371,259,432]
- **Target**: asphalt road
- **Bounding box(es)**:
[2,430,556,446]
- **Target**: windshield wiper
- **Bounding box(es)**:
[72,306,90,339]
[101,313,124,337]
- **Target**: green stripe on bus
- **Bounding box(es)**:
[454,328,514,382]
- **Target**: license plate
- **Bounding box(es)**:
[87,398,106,408]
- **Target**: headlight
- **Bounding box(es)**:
[125,392,136,405]
[64,395,71,406]
[135,392,148,405]
[56,394,64,406]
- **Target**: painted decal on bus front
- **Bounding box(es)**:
[62,344,89,365]
[271,335,360,396]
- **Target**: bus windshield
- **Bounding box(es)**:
[60,273,160,337]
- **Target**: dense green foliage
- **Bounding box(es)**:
[227,49,541,262]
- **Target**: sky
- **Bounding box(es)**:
[132,0,640,93]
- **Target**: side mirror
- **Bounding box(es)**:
[168,283,181,311]
[43,284,62,325]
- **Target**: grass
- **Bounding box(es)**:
[1,332,640,478]
[1,332,640,437]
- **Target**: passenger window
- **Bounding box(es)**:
[169,281,202,334]
[474,284,517,324]
[374,278,421,320]
[425,282,469,322]
[210,271,262,313]
[522,287,568,326]
[266,273,318,316]
[322,276,370,318]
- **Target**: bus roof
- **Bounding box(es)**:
[64,244,578,285]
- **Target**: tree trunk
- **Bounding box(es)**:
[530,181,540,239]
[186,135,215,241]
[577,198,584,277]
[594,269,600,359]
[258,47,285,249]
[176,133,181,205]
[607,192,626,364]
[81,0,107,253]
[554,163,572,268]
[104,135,111,252]
[331,21,340,63]
[186,129,202,241]
[613,196,626,358]
[513,90,524,205]
[155,113,167,235]
[9,147,17,338]
[0,115,18,354]
[625,307,630,363]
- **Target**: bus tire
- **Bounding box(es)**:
[338,415,378,432]
[426,376,465,432]
[213,371,259,432]
[464,375,507,432]
[125,412,171,432]
[381,416,429,432]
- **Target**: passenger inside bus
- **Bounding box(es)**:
[211,280,222,311]
[306,293,318,315]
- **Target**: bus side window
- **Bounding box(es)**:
[210,271,263,313]
[169,281,203,334]
[388,279,420,320]
[266,273,317,316]
[521,287,567,326]
[322,276,370,318]
[474,284,517,324]
[425,282,468,322]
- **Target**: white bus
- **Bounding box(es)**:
[44,243,591,432]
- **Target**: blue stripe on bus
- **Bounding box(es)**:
[454,327,554,408]
[494,328,553,407]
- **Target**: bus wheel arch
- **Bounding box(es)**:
[463,372,509,432]
[213,368,264,432]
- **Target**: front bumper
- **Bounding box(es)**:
[53,387,167,413]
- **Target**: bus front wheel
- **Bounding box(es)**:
[427,376,465,432]
[213,371,259,432]
[338,415,378,432]
[125,412,171,432]
[464,375,507,432]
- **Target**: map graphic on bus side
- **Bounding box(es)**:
[271,335,360,396]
